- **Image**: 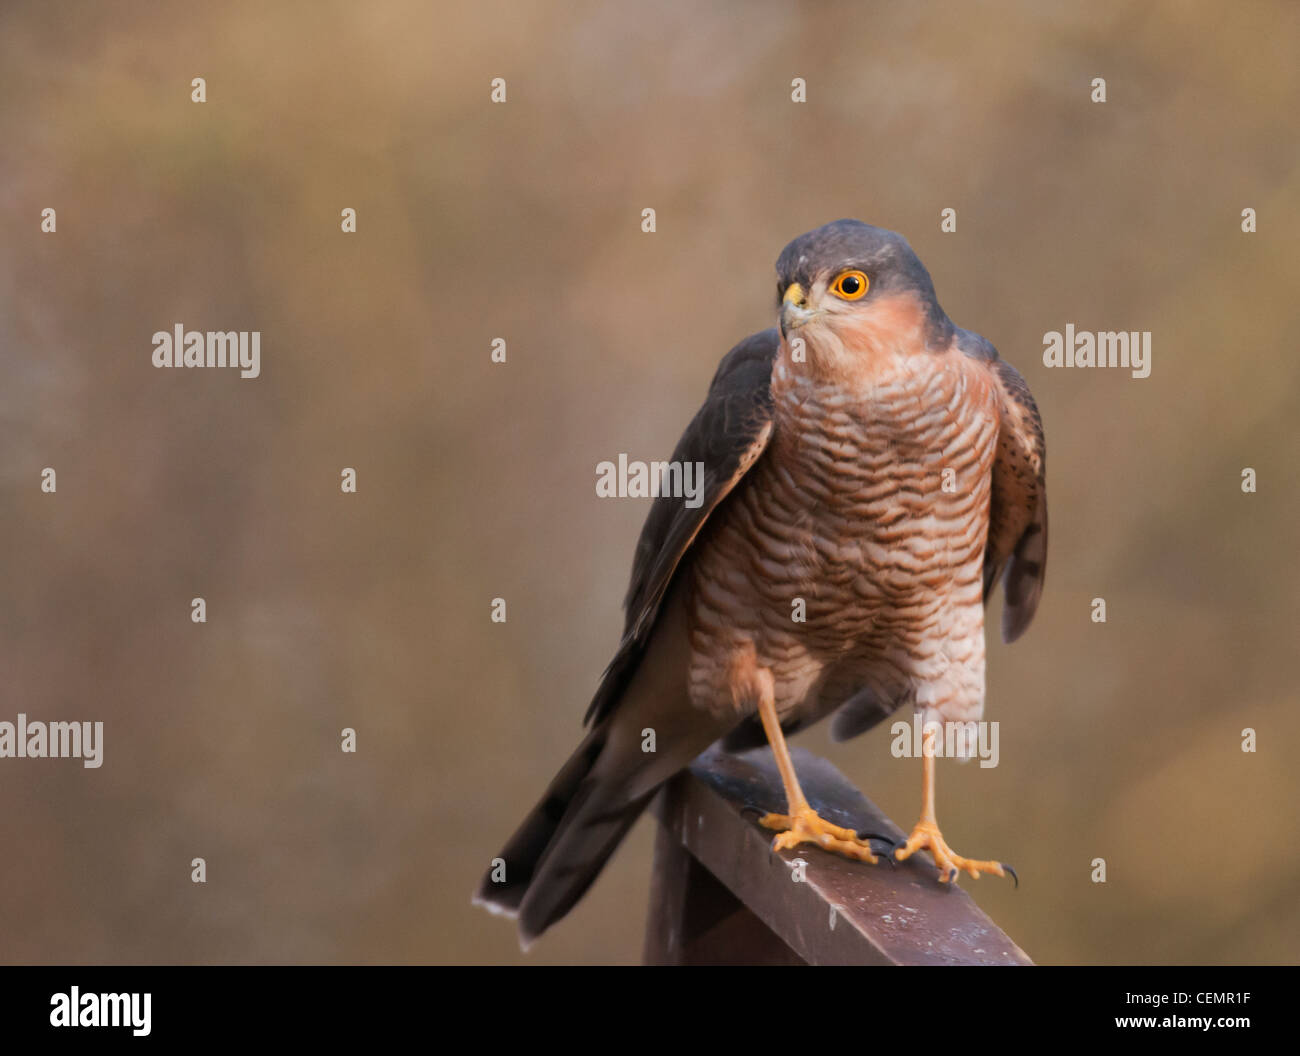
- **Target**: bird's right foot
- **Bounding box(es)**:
[759,807,880,864]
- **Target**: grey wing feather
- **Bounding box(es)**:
[583,328,779,726]
[983,356,1048,643]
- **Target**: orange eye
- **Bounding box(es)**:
[831,270,869,300]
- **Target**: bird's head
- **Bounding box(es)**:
[774,219,953,378]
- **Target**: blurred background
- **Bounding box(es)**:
[1,0,1297,965]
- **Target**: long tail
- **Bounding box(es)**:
[473,705,723,946]
[471,724,616,927]
[474,584,732,945]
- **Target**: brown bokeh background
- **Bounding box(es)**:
[1,0,1297,965]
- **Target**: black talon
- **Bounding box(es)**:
[864,833,901,864]
[854,830,892,844]
[947,866,959,883]
[1002,863,1019,889]
[739,804,768,822]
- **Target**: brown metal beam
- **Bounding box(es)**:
[647,745,1033,966]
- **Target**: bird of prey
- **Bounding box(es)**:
[475,219,1047,946]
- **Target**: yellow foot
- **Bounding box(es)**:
[894,820,1016,885]
[759,808,879,864]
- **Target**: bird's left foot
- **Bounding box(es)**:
[894,820,1017,886]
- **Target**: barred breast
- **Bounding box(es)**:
[685,342,1000,730]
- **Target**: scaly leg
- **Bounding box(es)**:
[754,670,878,864]
[895,725,1015,884]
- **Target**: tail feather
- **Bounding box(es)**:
[475,577,735,944]
[472,727,606,917]
[473,707,716,945]
[516,781,655,946]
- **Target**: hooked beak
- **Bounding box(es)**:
[780,282,815,339]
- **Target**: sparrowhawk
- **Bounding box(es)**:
[476,219,1048,945]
